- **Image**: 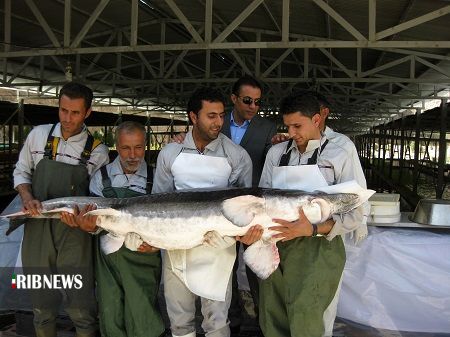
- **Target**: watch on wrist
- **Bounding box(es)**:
[311,224,318,237]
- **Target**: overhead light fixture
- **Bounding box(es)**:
[65,62,73,82]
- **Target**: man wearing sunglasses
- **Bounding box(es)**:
[222,76,276,335]
[225,76,277,187]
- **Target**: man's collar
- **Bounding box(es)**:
[324,126,334,137]
[184,130,221,152]
[287,134,327,153]
[54,123,87,140]
[230,110,250,127]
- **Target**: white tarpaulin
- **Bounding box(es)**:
[338,226,450,333]
[0,195,27,309]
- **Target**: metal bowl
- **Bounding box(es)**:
[410,199,450,226]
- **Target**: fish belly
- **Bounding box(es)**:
[97,213,249,250]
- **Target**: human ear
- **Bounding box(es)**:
[189,111,197,124]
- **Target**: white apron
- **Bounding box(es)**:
[272,153,340,337]
[168,152,235,301]
[272,164,328,192]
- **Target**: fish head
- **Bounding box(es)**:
[322,193,360,215]
[300,193,361,224]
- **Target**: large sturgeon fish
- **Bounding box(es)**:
[3,184,373,279]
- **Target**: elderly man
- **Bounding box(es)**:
[61,121,164,337]
[13,82,109,337]
[153,87,261,337]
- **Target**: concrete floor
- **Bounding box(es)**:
[2,313,450,337]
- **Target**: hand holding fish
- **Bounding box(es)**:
[22,198,42,216]
[203,230,236,249]
[236,225,264,245]
[60,204,98,232]
[137,242,160,253]
[17,184,42,216]
[270,208,315,241]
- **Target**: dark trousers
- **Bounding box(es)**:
[228,242,260,329]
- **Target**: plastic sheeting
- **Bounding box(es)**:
[0,195,30,309]
[338,226,450,333]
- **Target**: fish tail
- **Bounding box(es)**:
[243,240,280,279]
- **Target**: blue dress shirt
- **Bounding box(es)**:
[229,111,250,145]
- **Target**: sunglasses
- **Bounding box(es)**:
[237,96,262,106]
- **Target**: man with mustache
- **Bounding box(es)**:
[153,87,262,337]
[62,121,165,337]
[13,82,109,337]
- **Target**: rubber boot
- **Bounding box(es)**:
[34,324,57,337]
[76,330,100,337]
[172,332,196,337]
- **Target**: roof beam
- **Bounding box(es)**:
[312,0,367,41]
[361,55,411,77]
[24,0,61,47]
[130,0,139,46]
[282,0,290,42]
[213,0,264,43]
[82,32,117,78]
[376,5,450,40]
[319,48,355,77]
[229,49,252,76]
[416,56,450,78]
[6,56,34,84]
[262,49,294,78]
[10,77,450,86]
[3,40,450,58]
[70,0,110,48]
[164,0,204,44]
[205,0,213,43]
[262,2,281,32]
[164,26,205,79]
[64,0,71,47]
[368,0,376,41]
[4,0,11,53]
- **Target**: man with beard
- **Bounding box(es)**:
[61,121,165,337]
[152,87,262,337]
[172,77,276,333]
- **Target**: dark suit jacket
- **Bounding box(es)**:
[222,112,277,186]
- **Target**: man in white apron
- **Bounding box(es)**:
[258,93,365,337]
[152,87,259,337]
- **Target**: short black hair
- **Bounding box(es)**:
[280,92,321,118]
[232,75,262,95]
[291,90,331,109]
[59,82,94,110]
[303,90,331,109]
[187,87,226,116]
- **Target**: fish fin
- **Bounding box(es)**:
[222,195,265,227]
[244,239,280,280]
[310,198,331,223]
[85,208,122,217]
[6,219,26,236]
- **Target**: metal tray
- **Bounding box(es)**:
[409,199,450,226]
